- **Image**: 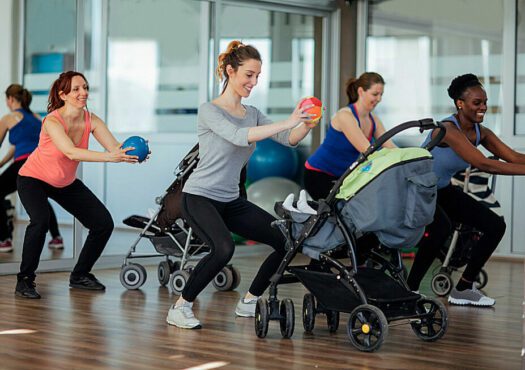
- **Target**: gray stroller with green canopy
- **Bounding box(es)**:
[254,119,448,352]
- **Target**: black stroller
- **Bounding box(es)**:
[430,163,501,296]
[120,144,240,293]
[254,119,448,352]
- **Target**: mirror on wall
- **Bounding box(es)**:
[0,0,77,266]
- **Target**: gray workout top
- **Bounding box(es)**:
[183,102,295,202]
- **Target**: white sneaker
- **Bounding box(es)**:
[166,302,202,329]
[448,287,495,307]
[235,296,259,317]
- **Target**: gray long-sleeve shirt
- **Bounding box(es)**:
[183,102,294,202]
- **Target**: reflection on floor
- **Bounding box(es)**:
[0,221,145,264]
[0,245,522,369]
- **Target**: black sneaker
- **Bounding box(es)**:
[15,277,41,299]
[69,273,106,291]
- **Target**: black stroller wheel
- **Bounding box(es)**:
[347,304,388,352]
[302,293,316,333]
[169,270,190,294]
[157,261,171,287]
[120,263,147,290]
[411,298,448,342]
[212,266,234,291]
[431,272,453,297]
[474,269,488,289]
[279,299,295,339]
[326,310,340,333]
[255,298,269,338]
[228,266,242,290]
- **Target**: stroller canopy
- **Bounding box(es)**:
[336,147,437,249]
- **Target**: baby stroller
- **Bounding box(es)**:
[254,119,448,352]
[120,144,241,293]
[430,163,502,296]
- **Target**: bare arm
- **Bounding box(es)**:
[0,146,15,168]
[43,115,137,163]
[479,127,525,164]
[435,122,525,175]
[0,114,11,148]
[332,110,375,153]
[372,114,396,148]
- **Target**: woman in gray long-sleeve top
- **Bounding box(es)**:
[166,40,317,329]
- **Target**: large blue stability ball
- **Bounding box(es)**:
[247,139,299,182]
[122,136,149,162]
[247,177,301,217]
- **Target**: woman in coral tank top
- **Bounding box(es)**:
[15,71,139,299]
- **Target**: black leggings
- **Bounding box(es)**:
[303,167,337,201]
[407,184,506,291]
[17,176,114,281]
[180,193,286,302]
[0,159,60,240]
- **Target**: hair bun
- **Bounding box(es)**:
[447,73,480,100]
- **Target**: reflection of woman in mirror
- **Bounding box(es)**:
[15,71,139,299]
[0,84,63,253]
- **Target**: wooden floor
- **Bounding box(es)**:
[0,245,522,370]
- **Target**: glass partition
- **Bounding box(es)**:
[366,0,504,140]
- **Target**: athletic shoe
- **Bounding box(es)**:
[69,273,106,291]
[235,296,259,317]
[166,302,202,329]
[15,277,41,299]
[48,236,64,249]
[0,239,13,253]
[448,287,495,307]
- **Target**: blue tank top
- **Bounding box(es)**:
[306,104,376,177]
[422,114,480,189]
[8,109,41,160]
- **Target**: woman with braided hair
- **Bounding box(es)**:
[166,40,317,329]
[407,73,525,306]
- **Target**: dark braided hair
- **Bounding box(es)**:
[447,73,483,109]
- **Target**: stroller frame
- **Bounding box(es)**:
[254,118,449,352]
[430,164,499,296]
[120,145,240,293]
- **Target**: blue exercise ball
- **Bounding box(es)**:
[247,177,301,217]
[247,139,299,182]
[122,136,149,162]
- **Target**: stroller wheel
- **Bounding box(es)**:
[411,298,448,342]
[157,261,171,287]
[326,310,340,333]
[279,298,295,339]
[474,269,488,289]
[229,266,241,290]
[431,272,453,297]
[255,298,269,338]
[302,293,316,333]
[212,267,234,291]
[347,304,388,352]
[120,263,147,290]
[169,270,190,294]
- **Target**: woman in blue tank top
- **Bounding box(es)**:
[304,72,396,200]
[407,74,525,307]
[0,84,63,252]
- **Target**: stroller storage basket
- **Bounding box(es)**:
[290,266,420,319]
